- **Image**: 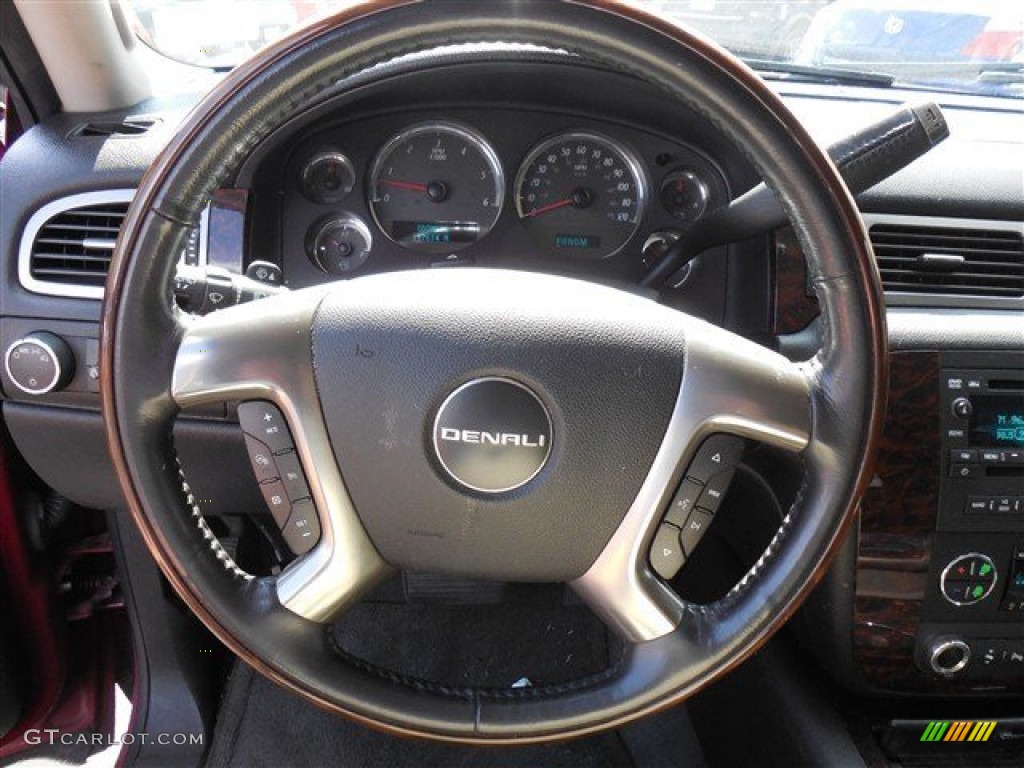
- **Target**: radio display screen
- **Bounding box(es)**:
[970,395,1024,448]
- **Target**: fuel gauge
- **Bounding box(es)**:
[659,169,709,223]
[300,151,356,204]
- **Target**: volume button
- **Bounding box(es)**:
[951,397,972,419]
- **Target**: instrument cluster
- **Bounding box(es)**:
[282,114,727,284]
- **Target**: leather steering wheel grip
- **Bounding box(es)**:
[101,0,886,743]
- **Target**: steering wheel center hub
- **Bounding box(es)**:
[432,377,553,494]
[307,268,685,581]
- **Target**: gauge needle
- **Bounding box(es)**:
[523,197,574,218]
[377,179,429,193]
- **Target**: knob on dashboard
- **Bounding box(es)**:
[4,332,75,395]
[927,637,971,678]
[951,397,973,418]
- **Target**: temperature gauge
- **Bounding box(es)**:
[307,214,372,275]
[659,169,709,223]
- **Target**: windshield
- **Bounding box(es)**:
[130,0,1024,98]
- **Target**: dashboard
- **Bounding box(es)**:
[1,48,1022,704]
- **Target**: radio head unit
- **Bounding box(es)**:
[969,394,1024,449]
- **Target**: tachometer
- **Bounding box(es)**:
[368,122,503,254]
[514,132,646,258]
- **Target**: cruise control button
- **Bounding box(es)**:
[259,479,291,527]
[696,469,734,516]
[283,499,321,555]
[665,479,703,528]
[238,401,294,454]
[687,435,745,484]
[274,451,310,502]
[649,523,685,580]
[244,435,279,484]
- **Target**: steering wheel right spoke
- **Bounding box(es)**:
[171,290,390,622]
[573,318,811,644]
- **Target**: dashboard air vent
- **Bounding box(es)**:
[20,190,207,300]
[28,200,128,290]
[72,118,157,138]
[869,222,1024,299]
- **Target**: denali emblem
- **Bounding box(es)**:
[439,428,547,448]
[432,377,553,494]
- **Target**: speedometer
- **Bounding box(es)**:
[514,132,646,259]
[368,122,503,254]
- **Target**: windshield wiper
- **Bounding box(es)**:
[743,58,895,88]
[977,62,1024,86]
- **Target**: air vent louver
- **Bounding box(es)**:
[29,201,128,289]
[72,119,157,137]
[870,223,1024,299]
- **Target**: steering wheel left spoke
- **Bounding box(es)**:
[172,290,390,621]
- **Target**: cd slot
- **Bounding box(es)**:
[989,379,1024,392]
[987,466,1024,478]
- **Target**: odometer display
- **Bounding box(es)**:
[368,122,503,254]
[515,132,646,258]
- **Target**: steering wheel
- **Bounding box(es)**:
[103,0,886,743]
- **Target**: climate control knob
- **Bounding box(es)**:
[4,332,75,395]
[940,553,997,606]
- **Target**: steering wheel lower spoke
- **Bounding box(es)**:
[172,290,390,622]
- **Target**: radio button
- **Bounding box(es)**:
[950,449,977,464]
[965,497,993,514]
[665,479,703,528]
[649,523,685,580]
[680,509,715,557]
[994,497,1014,514]
[949,463,976,479]
[1004,450,1024,465]
[951,397,973,419]
[966,378,983,390]
[686,435,745,485]
[980,450,1003,464]
[696,469,735,516]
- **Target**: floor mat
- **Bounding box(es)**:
[330,588,618,689]
[205,588,705,768]
[206,664,636,768]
